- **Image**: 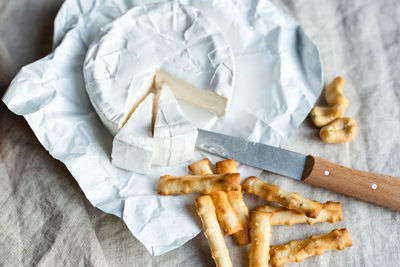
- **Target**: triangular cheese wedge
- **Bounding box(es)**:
[152,84,198,166]
[111,93,154,173]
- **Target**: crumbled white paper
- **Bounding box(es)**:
[2,0,322,256]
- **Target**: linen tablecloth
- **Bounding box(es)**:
[1,0,400,266]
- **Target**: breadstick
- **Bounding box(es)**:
[189,158,213,174]
[269,228,352,267]
[158,173,240,195]
[256,201,342,225]
[242,176,323,218]
[216,159,238,174]
[216,159,251,245]
[196,195,233,267]
[249,211,272,267]
[209,191,243,235]
[189,159,242,235]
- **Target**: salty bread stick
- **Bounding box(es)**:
[256,201,342,225]
[189,158,213,174]
[209,191,243,235]
[242,176,323,218]
[216,159,251,245]
[196,196,233,267]
[189,159,242,235]
[249,211,272,267]
[158,173,240,195]
[216,159,238,174]
[226,190,250,244]
[269,228,352,267]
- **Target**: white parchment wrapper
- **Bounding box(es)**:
[2,0,322,256]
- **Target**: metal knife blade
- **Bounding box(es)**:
[196,129,307,180]
[196,129,400,211]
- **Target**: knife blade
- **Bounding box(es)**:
[196,129,400,211]
[196,129,307,180]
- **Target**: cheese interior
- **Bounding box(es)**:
[120,69,228,131]
[155,70,228,117]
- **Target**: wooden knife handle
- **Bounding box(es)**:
[302,155,400,211]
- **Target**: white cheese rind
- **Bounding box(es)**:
[83,2,234,136]
[153,84,198,166]
[111,93,154,173]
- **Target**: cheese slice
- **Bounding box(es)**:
[153,84,198,166]
[83,2,234,136]
[111,93,154,173]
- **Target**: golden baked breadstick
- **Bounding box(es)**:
[209,191,243,235]
[189,159,242,235]
[256,201,342,225]
[216,159,238,174]
[269,228,352,267]
[249,211,272,267]
[216,159,251,245]
[189,158,213,174]
[242,176,323,218]
[196,196,233,267]
[226,189,250,245]
[158,173,240,195]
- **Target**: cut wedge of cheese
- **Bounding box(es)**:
[83,2,235,136]
[155,70,228,116]
[111,93,154,173]
[153,84,198,166]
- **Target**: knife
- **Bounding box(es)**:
[196,129,400,211]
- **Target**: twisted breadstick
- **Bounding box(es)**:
[242,176,323,218]
[158,173,240,195]
[269,228,352,267]
[256,201,342,225]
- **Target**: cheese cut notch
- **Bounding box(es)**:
[152,83,198,166]
[155,69,228,117]
[111,93,154,173]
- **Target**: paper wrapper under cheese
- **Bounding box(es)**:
[269,228,352,267]
[242,176,323,218]
[256,201,342,225]
[216,159,251,245]
[158,173,240,195]
[249,211,272,267]
[196,195,233,267]
[189,159,242,235]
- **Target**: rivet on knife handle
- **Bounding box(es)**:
[302,155,400,211]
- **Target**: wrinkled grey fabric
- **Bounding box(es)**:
[1,0,400,266]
